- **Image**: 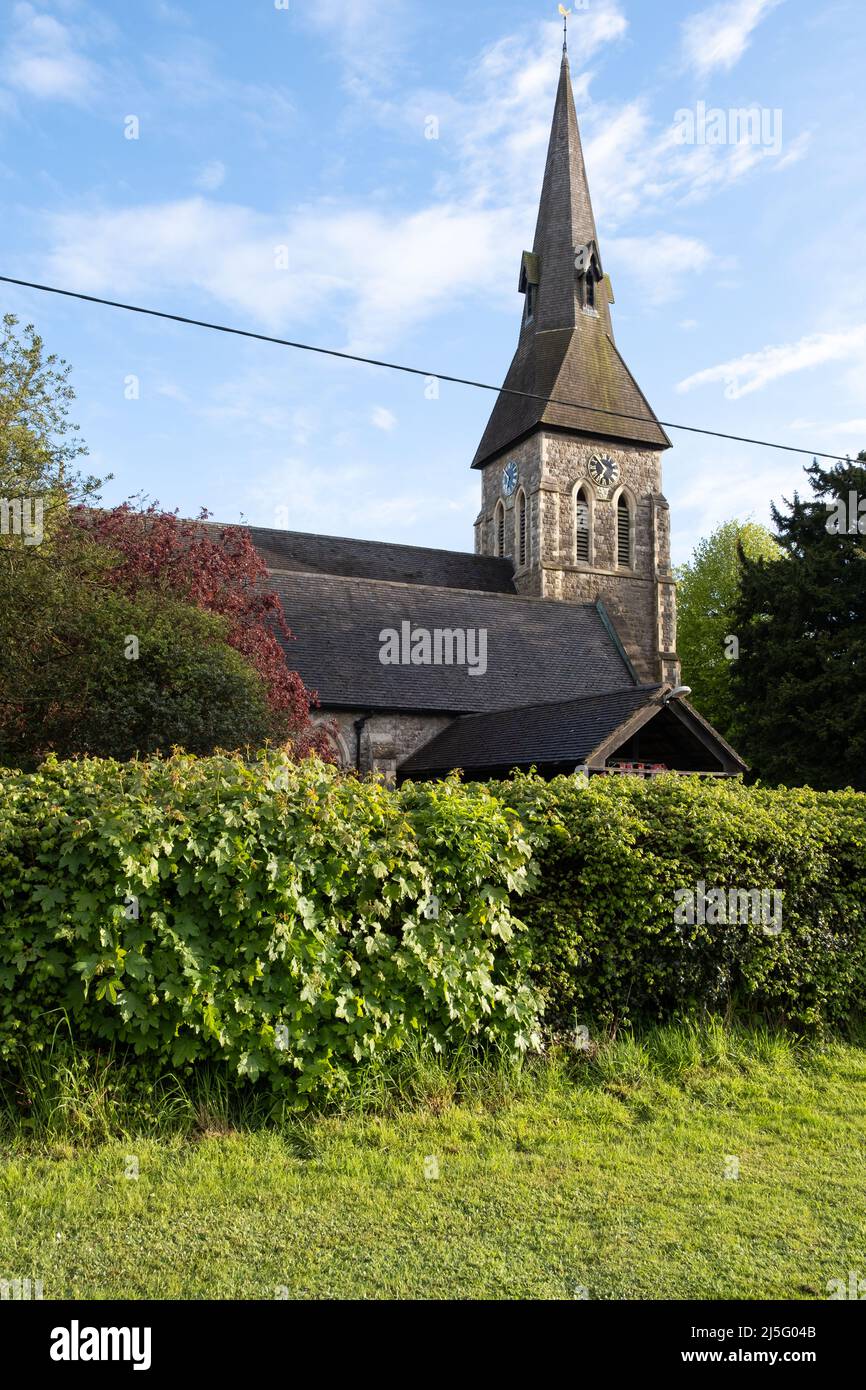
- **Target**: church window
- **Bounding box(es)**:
[517,489,528,567]
[494,501,505,556]
[575,488,590,562]
[525,282,535,321]
[584,272,595,309]
[617,493,632,568]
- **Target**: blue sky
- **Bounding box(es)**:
[1,0,864,564]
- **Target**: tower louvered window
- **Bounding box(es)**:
[517,491,527,568]
[495,502,505,557]
[585,272,595,309]
[617,494,632,567]
[575,491,590,562]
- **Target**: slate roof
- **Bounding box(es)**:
[471,51,670,466]
[472,321,671,467]
[265,570,635,713]
[206,523,516,594]
[399,685,663,773]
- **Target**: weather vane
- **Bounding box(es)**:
[558,4,570,54]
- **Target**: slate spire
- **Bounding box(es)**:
[529,48,608,336]
[471,50,670,468]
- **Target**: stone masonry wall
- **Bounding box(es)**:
[312,709,452,783]
[474,431,679,683]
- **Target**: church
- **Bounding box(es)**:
[243,45,746,783]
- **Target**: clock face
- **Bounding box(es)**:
[588,454,620,487]
[502,460,518,496]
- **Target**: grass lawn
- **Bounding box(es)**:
[2,1027,865,1300]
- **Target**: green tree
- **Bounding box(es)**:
[0,314,106,504]
[730,455,866,790]
[0,526,275,766]
[0,324,328,767]
[676,519,780,738]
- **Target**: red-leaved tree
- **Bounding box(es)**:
[71,503,332,759]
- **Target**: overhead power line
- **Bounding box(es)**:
[0,273,855,464]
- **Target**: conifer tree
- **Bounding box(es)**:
[730,455,866,789]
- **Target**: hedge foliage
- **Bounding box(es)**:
[498,773,866,1031]
[0,754,540,1104]
[1,758,864,1103]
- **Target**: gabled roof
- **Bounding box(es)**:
[471,50,669,467]
[518,251,540,290]
[208,523,516,593]
[399,685,662,773]
[398,686,749,777]
[263,571,635,713]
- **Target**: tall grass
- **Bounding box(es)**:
[0,1015,853,1149]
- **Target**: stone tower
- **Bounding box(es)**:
[472,43,679,685]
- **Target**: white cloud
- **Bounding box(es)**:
[422,11,801,245]
[155,381,190,404]
[155,2,191,24]
[677,326,866,399]
[145,50,296,138]
[607,233,713,305]
[820,419,866,436]
[301,0,410,89]
[788,418,866,454]
[194,160,226,192]
[242,455,478,540]
[774,129,811,171]
[681,0,782,77]
[435,10,627,214]
[669,448,793,561]
[43,195,513,352]
[371,406,396,431]
[2,2,99,103]
[32,1,800,349]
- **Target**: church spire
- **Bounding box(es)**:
[528,43,608,336]
[472,44,669,468]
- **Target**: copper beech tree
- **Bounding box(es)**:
[0,316,329,765]
[0,503,333,767]
[69,503,332,760]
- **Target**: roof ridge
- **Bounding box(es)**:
[433,683,662,724]
[209,519,512,566]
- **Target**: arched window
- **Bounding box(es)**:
[314,723,350,769]
[517,489,528,568]
[494,501,505,557]
[584,272,595,310]
[575,487,590,563]
[616,492,632,568]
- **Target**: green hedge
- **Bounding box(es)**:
[0,754,540,1104]
[497,773,866,1031]
[2,758,864,1104]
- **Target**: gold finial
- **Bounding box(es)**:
[558,5,572,54]
[558,4,571,54]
